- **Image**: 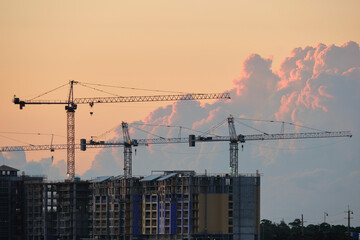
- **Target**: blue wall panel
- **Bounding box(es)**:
[171,202,177,234]
[133,194,141,236]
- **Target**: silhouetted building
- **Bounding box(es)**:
[0,165,43,240]
[25,180,90,240]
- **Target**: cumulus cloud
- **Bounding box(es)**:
[84,41,360,177]
[0,151,66,180]
[275,41,360,128]
[82,148,123,179]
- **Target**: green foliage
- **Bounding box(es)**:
[260,219,359,240]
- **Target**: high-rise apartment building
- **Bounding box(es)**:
[89,170,260,240]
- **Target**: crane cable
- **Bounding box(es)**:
[235,117,326,132]
[0,134,35,146]
[0,131,64,137]
[247,138,348,151]
[201,118,228,137]
[28,82,69,101]
[79,81,190,94]
[149,147,228,155]
[0,132,71,147]
[24,80,194,103]
[91,123,122,141]
[77,82,122,97]
[131,123,208,136]
[234,119,269,135]
[131,125,166,139]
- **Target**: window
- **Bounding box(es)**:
[152,203,157,210]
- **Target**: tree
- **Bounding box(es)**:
[260,218,359,240]
[273,220,291,240]
[260,219,276,240]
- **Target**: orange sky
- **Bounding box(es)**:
[1,0,359,175]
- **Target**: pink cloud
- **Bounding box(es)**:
[83,41,360,177]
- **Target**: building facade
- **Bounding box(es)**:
[0,165,43,240]
[25,180,91,240]
[89,170,260,240]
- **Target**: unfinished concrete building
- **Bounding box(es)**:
[0,165,44,240]
[88,176,143,240]
[88,170,260,240]
[25,180,91,240]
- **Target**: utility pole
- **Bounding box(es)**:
[301,214,304,238]
[324,212,328,223]
[346,206,353,240]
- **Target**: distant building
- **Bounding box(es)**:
[25,180,90,240]
[0,165,43,240]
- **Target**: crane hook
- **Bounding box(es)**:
[89,102,94,116]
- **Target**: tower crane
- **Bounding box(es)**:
[190,116,352,176]
[84,116,352,176]
[12,80,230,180]
[1,116,352,177]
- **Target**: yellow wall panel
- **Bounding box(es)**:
[198,193,229,234]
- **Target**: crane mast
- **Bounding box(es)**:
[13,81,230,181]
[122,122,132,178]
[228,116,240,176]
[65,81,77,180]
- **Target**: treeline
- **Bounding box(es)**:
[260,219,360,240]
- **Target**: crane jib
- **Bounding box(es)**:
[13,93,231,109]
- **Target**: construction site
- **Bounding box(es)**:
[0,81,352,240]
[1,165,260,240]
